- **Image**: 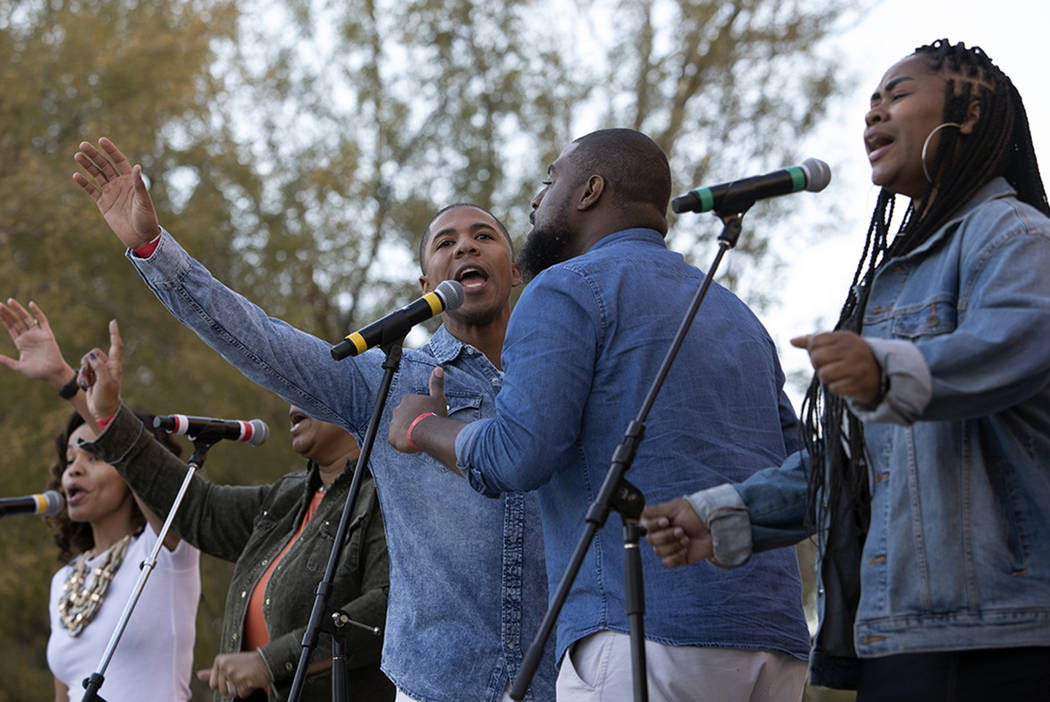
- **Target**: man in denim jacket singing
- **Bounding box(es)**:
[73,137,555,702]
[388,129,810,701]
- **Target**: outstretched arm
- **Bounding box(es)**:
[72,137,161,249]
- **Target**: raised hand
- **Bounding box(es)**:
[72,137,161,249]
[0,298,74,390]
[77,320,124,421]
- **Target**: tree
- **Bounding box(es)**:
[0,2,294,699]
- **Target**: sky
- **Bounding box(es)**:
[763,0,1048,406]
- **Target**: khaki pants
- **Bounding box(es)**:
[556,630,807,702]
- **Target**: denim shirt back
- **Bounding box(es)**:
[737,179,1050,688]
[129,232,555,702]
[457,228,810,662]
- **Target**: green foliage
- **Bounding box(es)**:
[0,0,857,698]
[0,1,294,698]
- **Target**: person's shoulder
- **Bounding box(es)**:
[957,190,1050,253]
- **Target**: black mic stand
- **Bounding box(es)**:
[285,341,399,702]
[509,209,750,702]
[81,435,219,702]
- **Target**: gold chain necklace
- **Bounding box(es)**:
[57,534,132,637]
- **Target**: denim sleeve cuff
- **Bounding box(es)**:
[125,227,191,287]
[455,419,502,498]
[684,483,753,569]
[848,338,932,425]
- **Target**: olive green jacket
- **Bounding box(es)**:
[86,404,393,701]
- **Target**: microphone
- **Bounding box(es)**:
[331,279,465,360]
[671,158,831,214]
[154,415,269,447]
[0,490,65,518]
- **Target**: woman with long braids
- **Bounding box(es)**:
[641,39,1050,700]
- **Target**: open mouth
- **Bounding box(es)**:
[865,132,894,160]
[289,407,309,435]
[65,485,86,506]
[455,266,489,292]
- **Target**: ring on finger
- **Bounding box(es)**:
[226,680,237,696]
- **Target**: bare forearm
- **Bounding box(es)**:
[410,414,464,474]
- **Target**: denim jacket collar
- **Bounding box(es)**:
[898,177,1016,261]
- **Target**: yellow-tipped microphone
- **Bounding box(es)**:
[331,280,465,360]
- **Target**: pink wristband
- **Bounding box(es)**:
[406,412,437,451]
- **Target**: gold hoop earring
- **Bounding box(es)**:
[921,122,961,183]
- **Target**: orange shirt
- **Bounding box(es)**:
[243,488,324,651]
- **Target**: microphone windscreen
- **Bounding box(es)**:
[246,419,269,447]
[801,158,832,193]
[42,490,65,516]
[435,279,465,312]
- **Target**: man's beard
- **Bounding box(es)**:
[517,226,573,282]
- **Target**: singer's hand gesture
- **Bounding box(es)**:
[0,298,72,389]
[387,366,466,472]
[641,497,713,568]
[791,331,881,403]
[77,320,124,421]
[388,366,449,454]
[73,137,161,249]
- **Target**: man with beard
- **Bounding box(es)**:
[72,138,555,702]
[389,129,810,702]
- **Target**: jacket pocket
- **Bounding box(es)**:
[305,515,364,573]
[890,297,957,339]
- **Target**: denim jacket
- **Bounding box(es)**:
[127,232,555,702]
[84,404,392,702]
[456,228,810,662]
[703,179,1050,688]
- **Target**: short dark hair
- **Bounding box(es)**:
[568,129,672,214]
[46,410,183,563]
[418,203,514,273]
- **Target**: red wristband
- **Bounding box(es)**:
[96,412,116,429]
[406,412,437,451]
[132,235,161,258]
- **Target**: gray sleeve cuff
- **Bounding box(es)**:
[684,483,753,568]
[848,337,932,425]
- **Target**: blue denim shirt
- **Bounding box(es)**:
[721,179,1050,687]
[128,231,556,702]
[456,228,810,662]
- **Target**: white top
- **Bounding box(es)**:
[47,525,200,701]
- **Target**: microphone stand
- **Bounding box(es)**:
[285,341,399,702]
[509,208,750,702]
[81,435,219,702]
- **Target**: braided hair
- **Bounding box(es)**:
[800,39,1048,534]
